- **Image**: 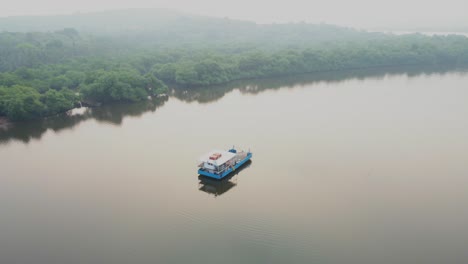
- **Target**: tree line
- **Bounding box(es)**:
[1,15,468,120]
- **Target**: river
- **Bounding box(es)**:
[1,66,468,264]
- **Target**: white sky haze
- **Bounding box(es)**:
[1,0,467,29]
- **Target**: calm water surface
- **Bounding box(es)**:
[1,67,468,264]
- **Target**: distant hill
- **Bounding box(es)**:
[0,9,374,46]
[0,9,192,32]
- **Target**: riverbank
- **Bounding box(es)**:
[2,30,468,122]
[2,63,467,124]
[1,66,466,144]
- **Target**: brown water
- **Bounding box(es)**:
[1,67,468,264]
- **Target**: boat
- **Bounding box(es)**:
[198,160,252,197]
[198,147,252,179]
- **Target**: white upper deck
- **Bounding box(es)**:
[199,150,236,166]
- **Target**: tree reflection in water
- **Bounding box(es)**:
[1,65,465,145]
[0,97,168,145]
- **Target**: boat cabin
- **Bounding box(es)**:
[198,150,237,174]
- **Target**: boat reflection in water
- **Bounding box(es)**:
[198,160,252,197]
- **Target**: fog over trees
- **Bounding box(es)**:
[1,0,467,31]
[1,9,468,120]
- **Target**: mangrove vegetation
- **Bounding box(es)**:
[1,9,468,120]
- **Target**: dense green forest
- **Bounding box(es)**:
[1,9,468,120]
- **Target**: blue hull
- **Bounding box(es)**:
[198,152,252,180]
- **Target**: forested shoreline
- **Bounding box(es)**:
[1,10,468,121]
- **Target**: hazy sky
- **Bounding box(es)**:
[2,0,467,29]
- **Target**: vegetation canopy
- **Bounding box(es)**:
[1,9,468,120]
